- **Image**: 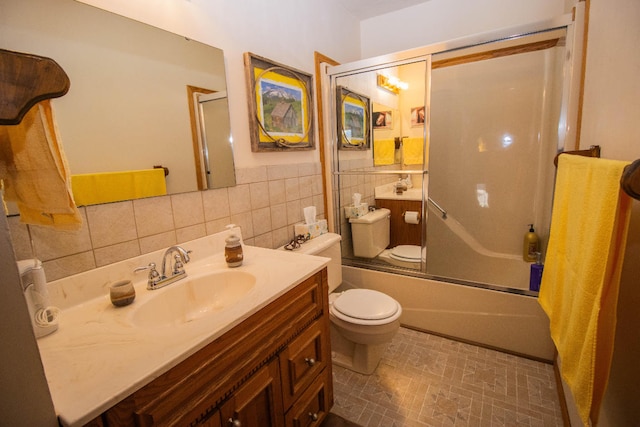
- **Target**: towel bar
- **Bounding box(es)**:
[554,144,640,201]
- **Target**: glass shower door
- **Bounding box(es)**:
[425,37,566,290]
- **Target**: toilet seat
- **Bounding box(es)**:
[330,289,401,326]
[389,245,422,263]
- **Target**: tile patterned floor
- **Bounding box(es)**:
[330,327,564,427]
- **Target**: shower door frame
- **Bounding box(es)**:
[322,10,584,294]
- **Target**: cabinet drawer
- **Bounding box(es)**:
[284,368,331,427]
[279,319,329,409]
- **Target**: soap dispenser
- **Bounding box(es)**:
[225,227,243,267]
[523,224,539,262]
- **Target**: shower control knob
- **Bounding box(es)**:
[304,357,316,366]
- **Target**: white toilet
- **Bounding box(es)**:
[378,245,425,269]
[284,232,402,375]
[350,208,424,269]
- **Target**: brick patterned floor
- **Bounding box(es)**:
[330,327,563,427]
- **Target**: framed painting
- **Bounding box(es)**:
[244,52,315,152]
[373,110,392,129]
[337,86,370,150]
[410,106,426,127]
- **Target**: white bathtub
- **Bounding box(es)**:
[342,265,554,361]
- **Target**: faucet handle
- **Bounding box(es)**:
[134,262,161,287]
[172,254,186,275]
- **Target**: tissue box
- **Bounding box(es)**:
[344,203,368,219]
[294,219,328,240]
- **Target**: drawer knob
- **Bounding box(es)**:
[304,357,316,366]
[309,412,319,421]
[228,418,241,427]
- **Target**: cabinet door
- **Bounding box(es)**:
[279,320,328,410]
[221,360,284,427]
[285,368,331,427]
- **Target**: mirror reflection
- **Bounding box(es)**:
[335,61,427,171]
[1,0,235,202]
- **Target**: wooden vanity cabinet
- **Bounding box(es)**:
[376,199,422,247]
[94,268,332,427]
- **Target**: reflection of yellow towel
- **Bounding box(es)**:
[402,138,423,165]
[373,139,395,165]
[539,155,632,426]
[0,101,82,230]
[72,169,167,206]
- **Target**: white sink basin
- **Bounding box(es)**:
[375,186,423,201]
[131,270,256,328]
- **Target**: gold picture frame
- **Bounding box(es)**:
[337,86,371,150]
[243,52,315,152]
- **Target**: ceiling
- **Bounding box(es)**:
[341,0,432,20]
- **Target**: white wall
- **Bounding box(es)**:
[360,0,565,58]
[576,0,640,425]
[77,0,363,169]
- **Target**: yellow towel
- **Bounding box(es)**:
[0,101,82,230]
[402,137,424,165]
[71,169,167,206]
[373,139,395,165]
[539,155,632,426]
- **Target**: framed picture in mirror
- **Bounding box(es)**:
[243,52,315,152]
[337,86,371,150]
[373,110,392,129]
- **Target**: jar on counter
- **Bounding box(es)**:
[225,234,243,267]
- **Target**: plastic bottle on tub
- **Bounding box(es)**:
[523,224,539,262]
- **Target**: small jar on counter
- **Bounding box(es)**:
[225,234,243,267]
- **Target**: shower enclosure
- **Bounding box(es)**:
[324,15,583,294]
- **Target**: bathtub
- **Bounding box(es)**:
[341,265,554,361]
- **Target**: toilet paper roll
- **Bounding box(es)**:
[404,211,420,224]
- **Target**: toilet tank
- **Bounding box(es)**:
[349,208,390,258]
[280,233,343,293]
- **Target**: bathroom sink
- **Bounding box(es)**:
[131,270,256,328]
[374,186,422,201]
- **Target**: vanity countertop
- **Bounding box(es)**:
[374,183,423,201]
[37,238,328,427]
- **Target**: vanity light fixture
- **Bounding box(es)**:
[376,73,409,94]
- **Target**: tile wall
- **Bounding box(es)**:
[8,162,324,282]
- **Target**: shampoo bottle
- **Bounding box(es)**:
[529,252,544,292]
[523,224,539,262]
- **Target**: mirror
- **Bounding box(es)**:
[334,61,427,171]
[1,0,235,201]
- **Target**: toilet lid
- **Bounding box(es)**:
[390,245,422,262]
[333,289,399,320]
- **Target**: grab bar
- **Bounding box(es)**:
[428,198,447,219]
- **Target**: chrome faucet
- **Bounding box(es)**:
[161,245,191,278]
[135,245,192,290]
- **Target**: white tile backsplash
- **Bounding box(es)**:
[8,164,324,282]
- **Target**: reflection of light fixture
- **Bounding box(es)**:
[377,73,409,94]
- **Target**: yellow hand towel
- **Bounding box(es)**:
[373,139,395,166]
[402,137,424,165]
[71,169,167,206]
[0,100,82,230]
[539,155,632,426]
